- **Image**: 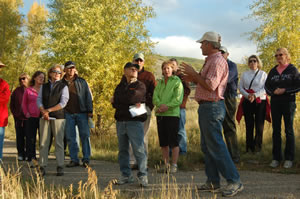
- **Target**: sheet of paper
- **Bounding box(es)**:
[129,103,147,117]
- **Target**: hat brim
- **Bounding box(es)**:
[65,64,75,68]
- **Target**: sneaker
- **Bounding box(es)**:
[82,161,90,168]
[170,164,177,173]
[66,161,80,168]
[222,182,244,197]
[138,175,148,187]
[115,175,134,185]
[269,160,279,168]
[198,183,220,192]
[283,160,293,169]
[57,166,64,176]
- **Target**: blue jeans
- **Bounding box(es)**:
[198,100,240,185]
[271,101,296,161]
[116,121,147,177]
[66,113,91,163]
[178,108,187,154]
[0,127,5,160]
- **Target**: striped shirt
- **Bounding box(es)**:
[195,52,228,102]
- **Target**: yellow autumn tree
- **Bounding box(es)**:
[247,0,300,71]
[47,0,155,133]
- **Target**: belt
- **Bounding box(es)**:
[197,99,223,105]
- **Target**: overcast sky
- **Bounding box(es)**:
[21,0,259,63]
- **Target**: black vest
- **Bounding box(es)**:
[42,80,67,119]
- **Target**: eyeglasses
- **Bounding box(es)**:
[275,53,283,57]
[19,77,26,81]
[249,60,257,63]
[52,70,62,74]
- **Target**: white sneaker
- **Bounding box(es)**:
[170,164,178,173]
[269,160,279,168]
[138,175,148,187]
[283,160,293,169]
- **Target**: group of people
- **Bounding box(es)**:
[1,61,93,176]
[0,30,299,197]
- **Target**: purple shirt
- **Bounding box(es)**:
[22,87,40,118]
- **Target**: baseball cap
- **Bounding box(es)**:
[196,31,221,43]
[124,62,140,70]
[0,61,6,68]
[64,61,76,68]
[133,53,144,61]
[220,46,228,54]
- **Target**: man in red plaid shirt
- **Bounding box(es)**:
[181,31,243,197]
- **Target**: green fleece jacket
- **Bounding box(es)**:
[153,75,183,117]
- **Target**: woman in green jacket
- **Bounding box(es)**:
[153,60,183,173]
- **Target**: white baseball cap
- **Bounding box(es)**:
[196,31,221,43]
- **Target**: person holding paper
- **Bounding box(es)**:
[37,64,69,176]
[112,62,148,187]
[153,60,183,173]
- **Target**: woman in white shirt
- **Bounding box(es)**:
[239,55,267,153]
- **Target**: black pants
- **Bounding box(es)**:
[14,119,26,158]
[223,97,240,162]
[242,100,266,152]
[25,117,39,161]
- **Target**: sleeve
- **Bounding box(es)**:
[227,62,238,84]
[264,69,276,96]
[254,71,267,98]
[85,81,93,113]
[239,72,249,98]
[22,89,29,116]
[36,85,44,108]
[285,67,300,94]
[152,80,161,107]
[0,81,10,104]
[165,80,184,108]
[205,60,227,91]
[58,85,69,108]
[10,90,16,115]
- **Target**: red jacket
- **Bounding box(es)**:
[0,79,10,127]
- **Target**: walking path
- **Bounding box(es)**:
[2,139,300,198]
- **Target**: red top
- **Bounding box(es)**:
[195,52,228,102]
[0,79,10,127]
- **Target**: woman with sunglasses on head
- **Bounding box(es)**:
[265,48,300,169]
[36,64,69,176]
[10,73,30,161]
[22,71,45,167]
[237,55,268,154]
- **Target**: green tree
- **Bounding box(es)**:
[47,0,155,133]
[247,0,299,71]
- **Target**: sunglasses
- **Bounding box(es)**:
[249,60,257,63]
[220,51,226,54]
[135,59,144,62]
[52,70,62,74]
[19,77,26,81]
[275,53,283,57]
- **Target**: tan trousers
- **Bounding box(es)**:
[39,118,65,167]
[129,106,151,165]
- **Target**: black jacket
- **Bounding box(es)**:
[112,78,147,122]
[265,64,300,102]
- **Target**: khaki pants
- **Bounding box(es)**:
[39,118,65,167]
[129,106,151,165]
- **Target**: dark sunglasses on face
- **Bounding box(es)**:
[275,53,283,57]
[249,60,257,63]
[19,77,26,81]
[135,59,143,62]
[52,70,62,74]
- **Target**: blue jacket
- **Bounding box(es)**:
[224,59,238,98]
[63,75,93,113]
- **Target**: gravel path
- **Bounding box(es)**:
[2,139,300,198]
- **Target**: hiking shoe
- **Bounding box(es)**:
[283,160,293,169]
[66,161,80,168]
[115,175,134,185]
[138,175,148,187]
[82,161,90,168]
[222,182,244,197]
[198,183,220,192]
[39,167,46,176]
[57,166,64,176]
[170,164,177,173]
[269,160,279,168]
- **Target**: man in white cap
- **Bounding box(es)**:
[128,53,156,169]
[220,46,240,163]
[181,32,243,197]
